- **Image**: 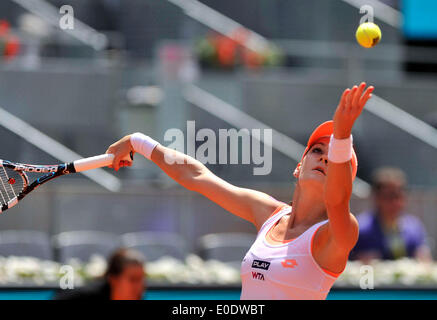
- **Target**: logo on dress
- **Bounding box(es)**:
[281,259,298,268]
[252,272,265,281]
[252,259,270,270]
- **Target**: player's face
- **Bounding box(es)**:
[109,264,145,300]
[298,137,330,187]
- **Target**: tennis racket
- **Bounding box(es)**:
[0,152,133,213]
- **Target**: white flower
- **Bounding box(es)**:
[83,255,107,278]
[0,255,436,286]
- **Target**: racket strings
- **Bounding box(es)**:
[0,167,24,206]
[0,167,12,204]
[0,166,17,198]
[0,177,7,205]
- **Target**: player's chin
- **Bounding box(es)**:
[298,172,325,185]
[307,170,326,179]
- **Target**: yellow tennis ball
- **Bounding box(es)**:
[356,22,382,48]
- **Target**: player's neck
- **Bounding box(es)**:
[291,185,326,227]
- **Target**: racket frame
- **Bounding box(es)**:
[0,152,132,213]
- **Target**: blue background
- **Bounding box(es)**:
[402,0,437,39]
[0,289,437,300]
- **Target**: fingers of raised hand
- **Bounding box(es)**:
[352,82,366,107]
[340,88,351,108]
[346,85,358,110]
[359,86,374,107]
[341,83,374,112]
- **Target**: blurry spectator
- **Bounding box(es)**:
[350,167,432,262]
[56,248,146,300]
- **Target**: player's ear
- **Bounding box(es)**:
[293,162,301,178]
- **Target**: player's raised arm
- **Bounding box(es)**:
[324,82,374,251]
[106,134,282,230]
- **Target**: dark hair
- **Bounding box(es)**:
[104,248,145,279]
[371,167,407,193]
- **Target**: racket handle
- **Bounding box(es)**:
[72,153,133,173]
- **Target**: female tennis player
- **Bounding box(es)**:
[106,82,374,300]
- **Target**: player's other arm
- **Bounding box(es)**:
[152,144,281,229]
[324,157,358,252]
[106,136,281,230]
[324,83,373,252]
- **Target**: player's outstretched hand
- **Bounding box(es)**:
[333,82,374,139]
[105,135,135,171]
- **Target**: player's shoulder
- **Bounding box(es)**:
[255,201,290,231]
[349,212,359,229]
[268,202,291,219]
